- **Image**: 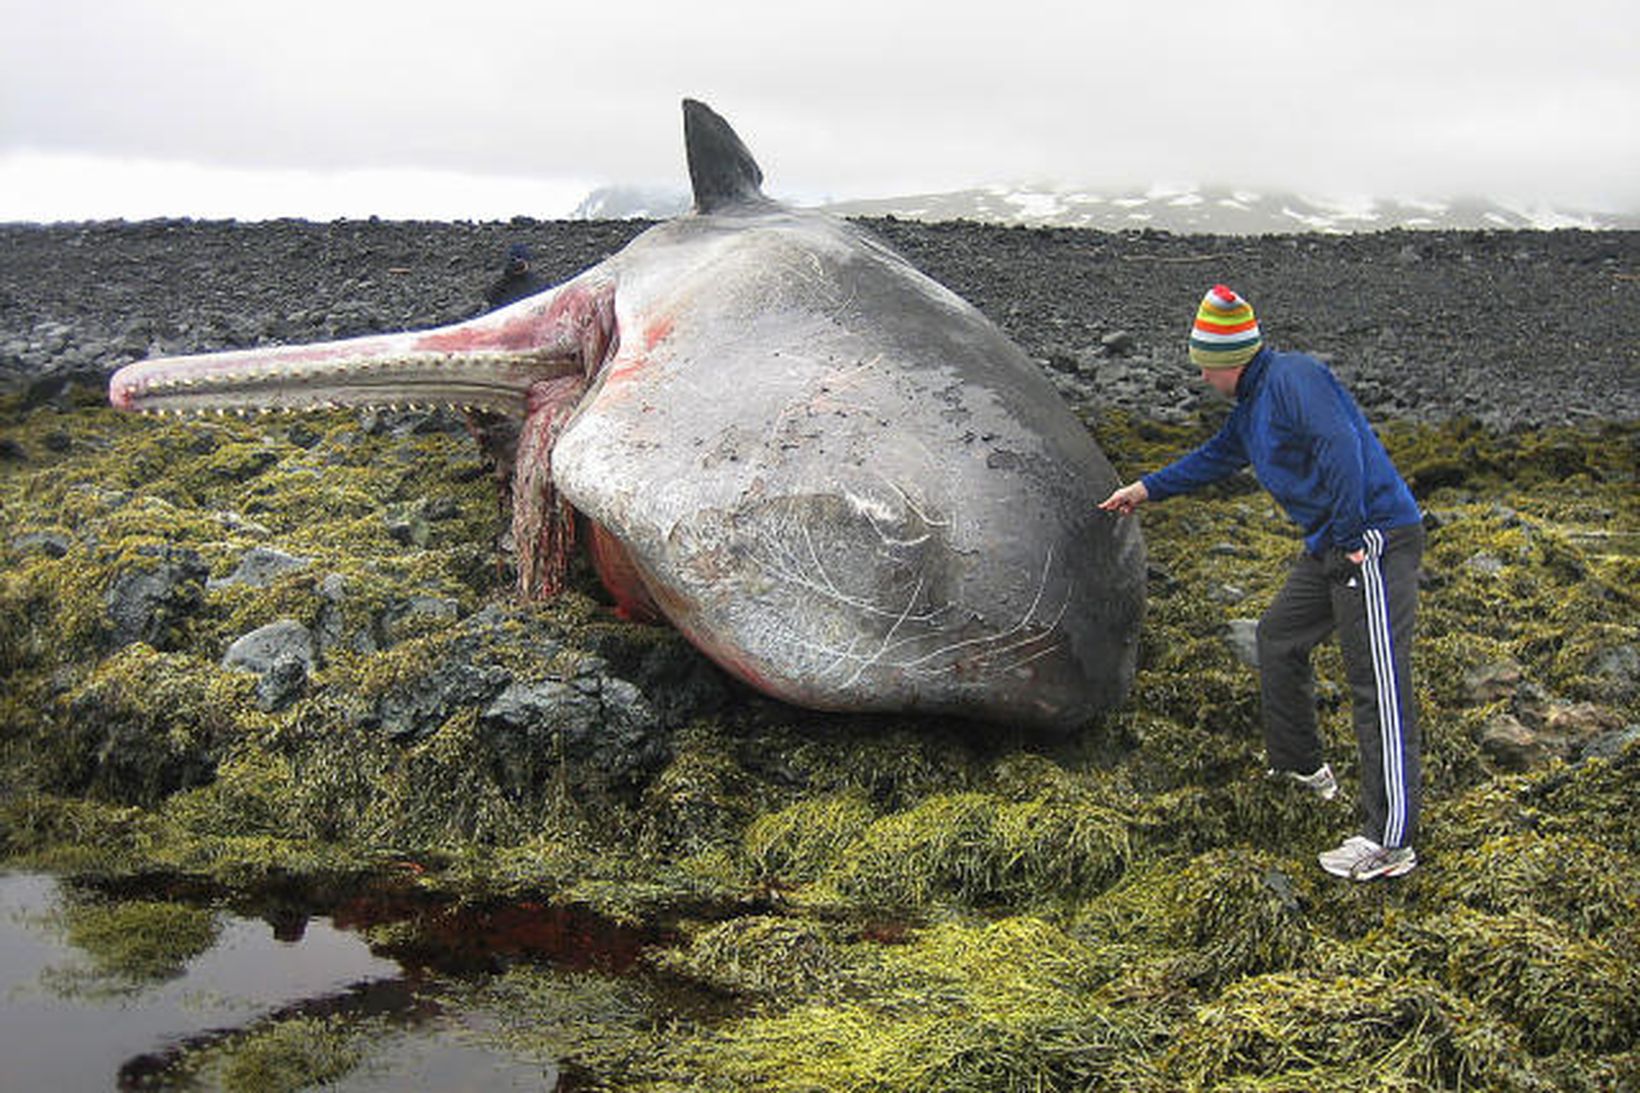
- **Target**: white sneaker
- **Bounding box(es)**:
[1318,835,1417,880]
[1268,762,1338,801]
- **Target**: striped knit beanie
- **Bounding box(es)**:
[1188,284,1262,368]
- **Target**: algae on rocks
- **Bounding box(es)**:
[3,386,1638,1090]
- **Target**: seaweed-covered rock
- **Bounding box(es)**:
[355,608,716,797]
[313,573,376,656]
[1463,658,1524,704]
[1223,618,1260,669]
[379,595,461,646]
[53,645,249,806]
[104,544,208,651]
[480,670,668,792]
[1587,642,1639,701]
[1544,701,1627,757]
[742,791,878,885]
[11,530,71,559]
[1480,702,1628,771]
[207,545,311,590]
[372,651,513,744]
[644,915,1165,1092]
[1479,712,1547,771]
[824,788,1132,909]
[1582,723,1640,762]
[1431,830,1640,935]
[569,618,732,728]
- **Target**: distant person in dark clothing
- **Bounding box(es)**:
[484,242,547,310]
[472,241,544,508]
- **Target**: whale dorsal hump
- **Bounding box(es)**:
[683,99,768,213]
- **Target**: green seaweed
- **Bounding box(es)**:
[653,914,848,1003]
[1159,971,1543,1091]
[196,1015,370,1093]
[55,896,220,983]
[1394,907,1639,1054]
[819,786,1133,910]
[1429,830,1640,935]
[741,789,878,885]
[3,389,1638,1089]
[642,916,1171,1093]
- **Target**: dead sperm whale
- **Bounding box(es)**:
[108,99,1145,729]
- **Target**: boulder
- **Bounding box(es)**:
[222,619,317,712]
[105,545,209,651]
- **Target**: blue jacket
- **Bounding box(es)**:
[1141,347,1421,555]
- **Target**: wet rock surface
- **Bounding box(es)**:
[2,219,1636,428]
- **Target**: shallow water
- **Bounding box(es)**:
[0,871,560,1090]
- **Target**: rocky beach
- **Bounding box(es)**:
[4,219,1637,427]
[1,218,1637,1090]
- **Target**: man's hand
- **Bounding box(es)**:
[1098,481,1149,516]
[1346,548,1366,565]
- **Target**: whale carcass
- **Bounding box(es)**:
[108,100,1145,729]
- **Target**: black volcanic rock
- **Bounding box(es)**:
[1,219,1636,429]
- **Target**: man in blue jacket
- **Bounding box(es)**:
[1099,285,1425,881]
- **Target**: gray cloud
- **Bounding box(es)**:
[4,0,1636,217]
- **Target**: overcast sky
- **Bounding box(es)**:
[3,0,1637,221]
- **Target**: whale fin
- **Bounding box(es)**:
[683,99,768,213]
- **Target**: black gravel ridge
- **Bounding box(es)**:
[2,218,1636,428]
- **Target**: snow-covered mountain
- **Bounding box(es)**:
[572,182,1637,233]
[569,185,692,221]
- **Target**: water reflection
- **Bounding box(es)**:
[1,871,561,1089]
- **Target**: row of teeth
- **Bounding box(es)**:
[137,402,489,417]
[125,350,567,416]
[132,352,545,393]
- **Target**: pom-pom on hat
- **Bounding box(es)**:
[1189,284,1262,368]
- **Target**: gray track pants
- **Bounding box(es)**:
[1257,522,1424,848]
